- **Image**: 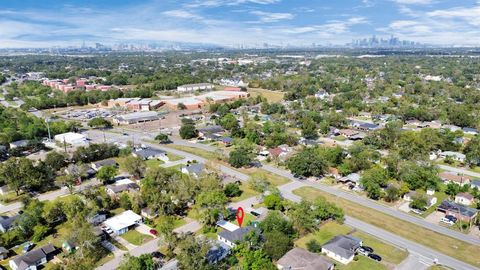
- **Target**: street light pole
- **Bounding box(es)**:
[45,118,52,142]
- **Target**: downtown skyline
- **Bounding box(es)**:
[0,0,480,48]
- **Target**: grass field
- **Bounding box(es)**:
[121,230,153,246]
[145,159,165,169]
[293,186,480,268]
[352,231,408,264]
[338,256,388,270]
[248,88,285,102]
[230,182,260,202]
[295,221,352,248]
[166,144,217,160]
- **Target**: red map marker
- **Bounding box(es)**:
[236,207,245,227]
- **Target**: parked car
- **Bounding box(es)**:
[357,247,370,256]
[411,208,423,215]
[445,215,457,222]
[362,246,374,253]
[368,254,382,261]
[441,217,455,226]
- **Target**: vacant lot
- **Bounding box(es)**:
[121,230,153,246]
[295,221,352,248]
[248,88,284,102]
[293,186,480,268]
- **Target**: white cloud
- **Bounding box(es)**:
[186,0,280,8]
[162,10,202,19]
[427,5,480,26]
[393,0,433,4]
[249,11,294,22]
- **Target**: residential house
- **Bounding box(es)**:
[141,207,158,219]
[327,167,341,180]
[471,179,480,189]
[437,200,478,224]
[352,122,380,132]
[104,210,142,235]
[87,212,107,226]
[0,247,9,260]
[197,125,225,138]
[403,191,437,208]
[133,148,168,162]
[218,226,258,248]
[62,240,77,254]
[277,248,334,270]
[91,159,118,171]
[181,163,205,178]
[442,125,462,132]
[206,241,232,264]
[339,129,359,139]
[338,173,361,187]
[455,193,475,206]
[105,179,140,199]
[462,127,478,136]
[9,244,56,270]
[315,90,330,100]
[439,151,466,163]
[439,172,471,186]
[0,215,19,233]
[221,137,233,146]
[9,140,29,149]
[322,235,362,265]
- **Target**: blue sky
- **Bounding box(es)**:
[0,0,479,47]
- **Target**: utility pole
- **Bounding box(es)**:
[63,137,67,153]
[45,118,52,142]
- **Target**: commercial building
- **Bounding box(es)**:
[104,210,142,235]
[54,132,88,146]
[177,83,214,92]
[113,111,160,125]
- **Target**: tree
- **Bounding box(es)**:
[156,215,177,257]
[0,157,41,195]
[57,174,77,194]
[177,103,187,110]
[259,211,295,237]
[410,193,428,210]
[360,165,389,199]
[445,182,461,197]
[300,117,317,139]
[87,118,112,129]
[398,162,439,190]
[263,231,292,260]
[220,113,239,131]
[119,193,132,210]
[464,136,480,166]
[194,190,228,226]
[229,147,253,168]
[44,151,68,171]
[306,239,322,253]
[286,148,327,177]
[263,194,283,210]
[176,235,213,270]
[155,133,170,144]
[118,254,155,270]
[96,165,117,184]
[123,155,146,179]
[385,184,400,202]
[224,183,242,198]
[179,122,198,139]
[236,247,277,270]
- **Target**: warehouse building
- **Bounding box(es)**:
[177,83,214,92]
[113,111,160,125]
[54,132,88,146]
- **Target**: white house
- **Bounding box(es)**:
[54,132,88,146]
[133,148,169,162]
[321,235,362,265]
[104,210,142,235]
[455,193,475,206]
[439,151,466,163]
[218,227,256,248]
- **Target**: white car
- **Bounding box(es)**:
[441,217,455,226]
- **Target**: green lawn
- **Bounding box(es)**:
[167,153,183,161]
[337,256,388,270]
[231,213,256,227]
[334,135,347,141]
[146,159,165,169]
[293,186,480,268]
[166,145,217,160]
[247,88,285,102]
[110,207,126,215]
[427,265,453,270]
[121,230,153,246]
[295,221,352,249]
[352,231,408,264]
[230,182,260,202]
[247,170,290,186]
[421,191,449,218]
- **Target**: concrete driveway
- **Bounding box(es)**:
[135,223,157,238]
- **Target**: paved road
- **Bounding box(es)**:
[88,129,480,270]
[395,254,430,270]
[0,179,101,213]
[438,164,480,178]
[169,137,480,247]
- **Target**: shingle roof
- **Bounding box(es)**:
[322,235,361,259]
[182,163,205,175]
[0,215,18,231]
[438,200,478,218]
[134,148,165,159]
[12,244,55,270]
[218,226,256,243]
[277,248,333,270]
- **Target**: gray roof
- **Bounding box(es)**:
[198,125,224,134]
[471,179,480,187]
[182,163,205,175]
[322,235,362,259]
[134,148,165,159]
[277,248,333,270]
[116,111,159,122]
[93,159,117,168]
[12,244,55,270]
[206,241,231,263]
[106,183,140,194]
[0,215,18,231]
[438,200,478,218]
[218,226,256,243]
